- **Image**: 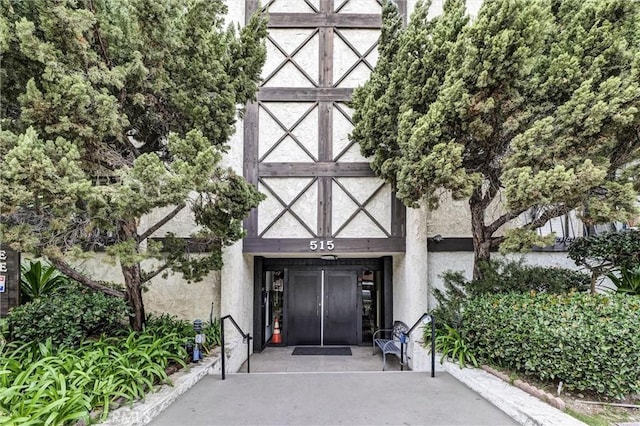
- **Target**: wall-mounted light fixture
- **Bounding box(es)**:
[320,254,338,261]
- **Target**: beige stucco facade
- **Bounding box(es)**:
[149,0,575,333]
[75,0,584,373]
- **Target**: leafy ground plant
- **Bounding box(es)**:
[606,266,640,295]
[144,314,222,355]
[20,260,71,303]
[434,324,478,369]
[0,331,188,424]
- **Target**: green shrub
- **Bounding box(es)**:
[467,259,590,296]
[568,230,640,292]
[7,286,130,347]
[462,292,640,399]
[568,229,640,272]
[430,271,468,333]
[429,259,589,333]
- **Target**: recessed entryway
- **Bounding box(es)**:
[288,269,357,346]
[253,257,393,352]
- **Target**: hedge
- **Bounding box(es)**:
[7,286,130,347]
[462,292,640,399]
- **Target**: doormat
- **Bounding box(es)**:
[292,347,352,356]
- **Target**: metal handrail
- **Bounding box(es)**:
[401,313,436,377]
[220,315,252,380]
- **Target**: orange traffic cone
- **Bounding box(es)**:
[272,316,282,344]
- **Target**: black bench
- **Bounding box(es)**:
[372,321,409,371]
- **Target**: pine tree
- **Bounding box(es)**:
[0,0,267,329]
[351,0,640,279]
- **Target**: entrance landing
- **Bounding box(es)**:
[238,346,402,373]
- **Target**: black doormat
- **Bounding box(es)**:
[292,347,352,356]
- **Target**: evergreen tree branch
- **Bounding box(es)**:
[522,205,572,232]
[486,209,526,236]
[141,262,171,284]
[490,236,505,249]
[48,257,126,298]
[138,204,186,243]
[87,0,112,69]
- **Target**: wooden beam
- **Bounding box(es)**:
[391,192,406,237]
[244,101,259,237]
[267,13,381,28]
[318,177,332,238]
[258,87,353,102]
[318,102,333,162]
[395,0,408,25]
[243,237,405,253]
[262,257,384,268]
[320,0,333,14]
[258,162,375,177]
[245,0,260,23]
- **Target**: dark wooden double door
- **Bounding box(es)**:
[288,270,358,346]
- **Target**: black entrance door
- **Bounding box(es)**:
[287,269,358,346]
[323,270,357,345]
[288,270,321,345]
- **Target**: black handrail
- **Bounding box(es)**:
[220,315,252,380]
[401,313,436,377]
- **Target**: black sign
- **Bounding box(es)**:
[0,246,21,317]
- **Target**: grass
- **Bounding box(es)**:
[565,408,613,426]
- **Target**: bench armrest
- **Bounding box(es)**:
[372,328,393,340]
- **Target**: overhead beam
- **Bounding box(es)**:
[258,162,375,177]
[258,87,353,102]
[243,237,406,253]
[267,13,381,28]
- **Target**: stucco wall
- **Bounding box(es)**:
[220,242,255,370]
[71,254,221,322]
[218,0,256,372]
[393,204,430,324]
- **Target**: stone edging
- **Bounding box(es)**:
[442,360,587,426]
[100,348,222,426]
[481,365,566,411]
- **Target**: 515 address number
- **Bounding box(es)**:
[309,240,335,251]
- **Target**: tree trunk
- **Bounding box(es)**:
[117,219,146,331]
[123,264,145,330]
[470,200,491,280]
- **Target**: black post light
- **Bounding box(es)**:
[193,319,204,362]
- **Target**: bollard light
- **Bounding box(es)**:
[193,319,205,362]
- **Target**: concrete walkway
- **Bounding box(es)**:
[149,371,518,426]
[105,346,586,426]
